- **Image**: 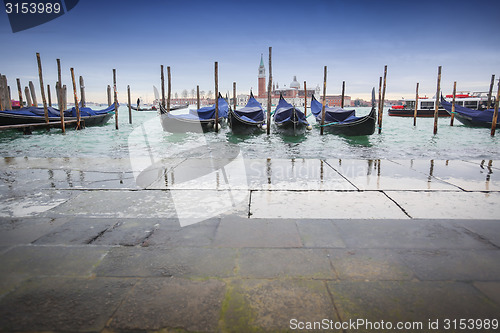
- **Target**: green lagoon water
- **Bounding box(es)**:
[0,106,498,160]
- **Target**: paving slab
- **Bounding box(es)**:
[143,218,220,247]
[0,245,109,278]
[0,277,136,332]
[214,216,302,248]
[448,219,500,248]
[326,159,458,191]
[327,249,415,281]
[33,217,117,245]
[238,248,335,279]
[108,278,225,332]
[333,219,496,250]
[90,218,161,246]
[399,249,500,281]
[250,190,409,219]
[95,246,238,278]
[395,159,500,191]
[222,279,338,332]
[296,219,346,248]
[386,191,500,219]
[328,281,500,333]
[47,189,248,225]
[244,158,356,190]
[473,282,500,305]
[0,217,70,246]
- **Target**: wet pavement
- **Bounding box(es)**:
[0,157,499,332]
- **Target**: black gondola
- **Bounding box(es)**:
[228,92,265,134]
[310,89,376,136]
[273,94,310,136]
[440,96,500,128]
[159,94,228,133]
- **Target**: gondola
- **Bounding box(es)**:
[159,93,228,133]
[440,96,500,128]
[310,89,376,136]
[273,94,310,135]
[228,92,265,134]
[0,104,116,127]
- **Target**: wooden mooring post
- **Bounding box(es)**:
[378,65,387,134]
[57,58,63,109]
[233,82,236,111]
[377,77,382,127]
[0,75,5,111]
[450,81,457,126]
[266,47,272,135]
[491,79,500,137]
[47,84,52,107]
[413,82,419,126]
[197,85,200,109]
[24,86,32,107]
[320,66,327,135]
[487,74,495,110]
[79,76,85,108]
[127,85,132,124]
[341,81,345,108]
[29,81,37,107]
[107,85,111,106]
[433,66,442,135]
[36,53,49,123]
[161,65,165,108]
[70,67,82,130]
[0,75,11,110]
[303,81,307,117]
[214,62,219,132]
[167,66,171,113]
[113,69,118,130]
[16,79,23,108]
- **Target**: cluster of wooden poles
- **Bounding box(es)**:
[0,52,123,133]
[158,47,390,136]
[413,68,499,136]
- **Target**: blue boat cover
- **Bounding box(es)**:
[310,95,356,123]
[64,104,116,117]
[273,96,308,125]
[0,104,116,118]
[189,95,228,120]
[440,97,499,125]
[233,93,264,124]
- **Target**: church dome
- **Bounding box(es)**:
[290,76,300,89]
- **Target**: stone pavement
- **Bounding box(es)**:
[0,157,499,332]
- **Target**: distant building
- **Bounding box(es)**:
[258,54,266,98]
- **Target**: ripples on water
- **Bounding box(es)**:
[0,106,498,160]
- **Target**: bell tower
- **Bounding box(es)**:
[258,54,266,98]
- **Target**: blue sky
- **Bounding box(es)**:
[1,0,499,103]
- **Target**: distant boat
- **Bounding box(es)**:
[129,103,188,111]
[159,93,228,133]
[273,94,310,135]
[310,90,376,136]
[389,92,493,117]
[0,104,116,127]
[228,92,265,134]
[440,96,500,128]
[130,104,157,111]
